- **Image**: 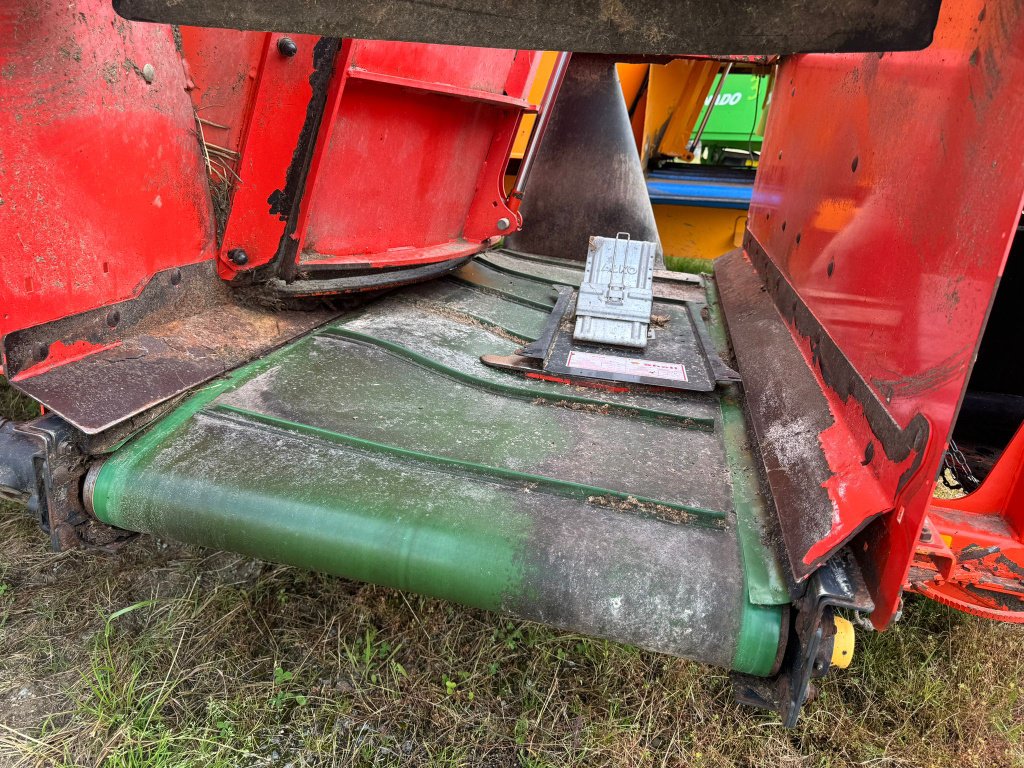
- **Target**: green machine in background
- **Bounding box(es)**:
[646,72,768,273]
[689,72,768,166]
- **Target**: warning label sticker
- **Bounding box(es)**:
[566,351,687,382]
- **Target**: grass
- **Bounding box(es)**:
[1,385,1023,767]
[0,384,41,423]
[663,256,716,275]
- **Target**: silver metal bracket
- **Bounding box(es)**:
[574,233,655,349]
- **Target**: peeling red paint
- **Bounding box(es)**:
[524,372,631,393]
[747,0,1024,627]
[11,339,122,381]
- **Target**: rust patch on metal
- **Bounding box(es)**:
[743,232,929,493]
[3,262,339,434]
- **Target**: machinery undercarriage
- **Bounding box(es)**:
[1,0,1022,725]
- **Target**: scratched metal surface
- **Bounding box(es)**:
[744,0,1024,626]
[0,0,216,339]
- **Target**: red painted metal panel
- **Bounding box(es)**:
[288,41,536,272]
[299,80,507,260]
[344,68,535,109]
[177,27,265,156]
[215,32,321,278]
[213,39,539,280]
[747,0,1024,626]
[348,42,520,95]
[0,0,215,342]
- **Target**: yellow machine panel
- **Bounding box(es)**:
[655,204,747,272]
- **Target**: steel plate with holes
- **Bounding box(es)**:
[4,263,340,434]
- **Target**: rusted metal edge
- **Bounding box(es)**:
[2,261,341,434]
[715,248,836,583]
[270,37,342,283]
[742,231,929,492]
[3,261,214,378]
[270,255,475,296]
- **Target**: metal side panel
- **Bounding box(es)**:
[743,0,1024,627]
[88,254,788,676]
[0,0,217,341]
[714,249,888,585]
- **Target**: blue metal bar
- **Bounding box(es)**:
[647,177,753,209]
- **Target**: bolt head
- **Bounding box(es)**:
[227,248,249,266]
[496,217,511,231]
[141,63,155,83]
[277,37,298,57]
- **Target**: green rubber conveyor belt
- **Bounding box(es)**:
[88,251,789,676]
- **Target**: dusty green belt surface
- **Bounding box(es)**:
[91,252,787,676]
